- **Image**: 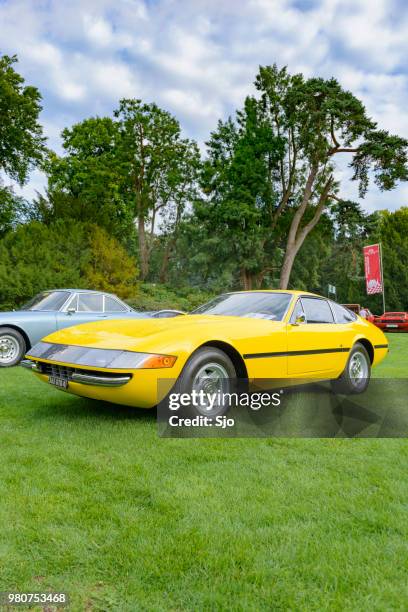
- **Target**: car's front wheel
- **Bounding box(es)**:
[175,347,237,417]
[0,327,26,367]
[331,342,371,395]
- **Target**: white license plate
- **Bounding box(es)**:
[386,324,398,328]
[49,376,68,389]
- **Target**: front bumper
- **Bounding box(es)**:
[21,359,131,387]
[21,358,177,408]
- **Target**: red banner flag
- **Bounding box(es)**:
[363,244,383,295]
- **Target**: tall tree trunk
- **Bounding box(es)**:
[159,205,182,283]
[138,214,149,280]
[159,241,172,283]
[240,268,253,290]
[279,174,333,289]
[279,242,302,289]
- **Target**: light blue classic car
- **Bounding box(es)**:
[0,289,184,367]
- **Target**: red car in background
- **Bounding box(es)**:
[373,312,408,332]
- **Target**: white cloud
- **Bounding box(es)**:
[85,16,114,47]
[88,60,142,100]
[161,88,223,124]
[0,0,406,210]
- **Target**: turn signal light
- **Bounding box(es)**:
[143,354,177,369]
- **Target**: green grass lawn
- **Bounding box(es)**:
[0,335,407,610]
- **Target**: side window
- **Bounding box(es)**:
[104,296,127,312]
[302,298,334,324]
[77,294,104,312]
[65,294,78,311]
[290,299,305,324]
[331,302,357,323]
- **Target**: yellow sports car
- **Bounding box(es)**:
[23,290,388,414]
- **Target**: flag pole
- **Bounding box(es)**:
[379,242,386,314]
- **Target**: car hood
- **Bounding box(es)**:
[0,310,51,321]
[41,314,284,353]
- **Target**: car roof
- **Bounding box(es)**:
[45,289,118,296]
[229,290,322,298]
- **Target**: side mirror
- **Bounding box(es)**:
[67,307,76,315]
[292,313,306,326]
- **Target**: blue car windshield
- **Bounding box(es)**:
[191,292,292,320]
[21,291,71,311]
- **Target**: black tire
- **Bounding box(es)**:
[0,327,26,367]
[331,342,371,395]
[175,347,237,418]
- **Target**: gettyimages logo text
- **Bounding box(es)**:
[167,390,282,412]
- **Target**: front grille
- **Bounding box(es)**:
[39,363,74,379]
[36,362,130,381]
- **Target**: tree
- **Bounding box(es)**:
[46,103,200,279]
[46,117,133,240]
[319,200,376,303]
[114,99,200,280]
[0,221,139,310]
[84,226,138,298]
[255,65,408,289]
[374,208,408,311]
[158,139,201,283]
[0,220,90,309]
[197,96,284,289]
[0,54,45,184]
[0,186,20,237]
[0,184,31,238]
[289,209,333,293]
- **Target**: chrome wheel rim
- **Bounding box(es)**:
[0,335,20,365]
[349,351,368,385]
[192,362,230,416]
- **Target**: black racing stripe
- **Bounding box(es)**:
[243,347,350,359]
[244,351,288,359]
[374,344,389,349]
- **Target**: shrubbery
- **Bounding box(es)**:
[127,283,213,312]
[0,221,212,312]
[0,221,138,310]
[83,226,138,299]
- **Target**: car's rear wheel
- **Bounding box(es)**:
[331,342,371,395]
[176,347,237,417]
[0,327,26,367]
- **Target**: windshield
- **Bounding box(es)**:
[21,291,71,311]
[192,292,292,320]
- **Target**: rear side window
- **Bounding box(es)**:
[302,298,334,324]
[104,296,127,312]
[330,302,357,323]
[22,291,70,311]
[77,294,104,312]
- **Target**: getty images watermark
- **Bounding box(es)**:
[157,378,408,438]
[167,389,282,428]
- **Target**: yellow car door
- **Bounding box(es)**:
[287,296,348,375]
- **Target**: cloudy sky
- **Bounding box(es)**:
[1,0,407,210]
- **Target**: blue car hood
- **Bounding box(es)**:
[0,310,46,321]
